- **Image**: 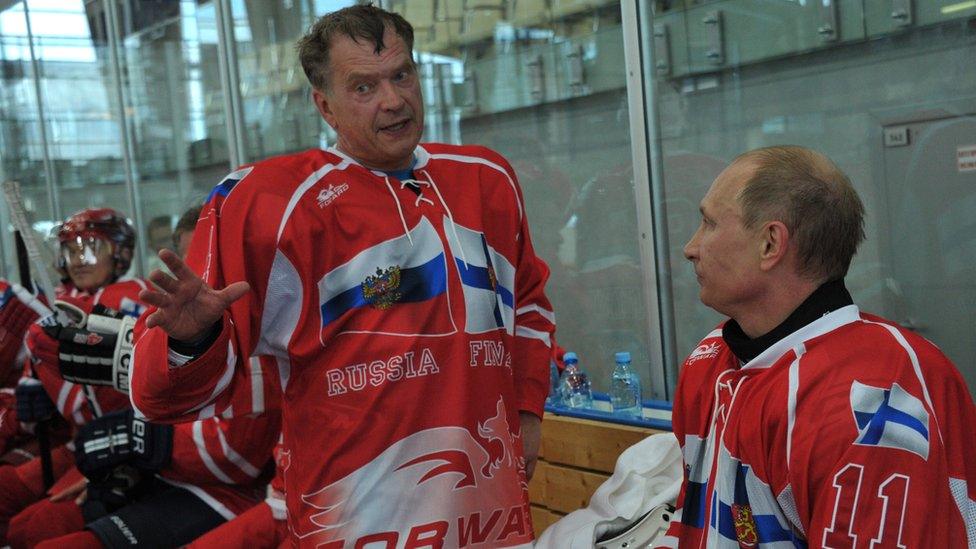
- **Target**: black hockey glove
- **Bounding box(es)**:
[74,409,174,480]
[39,302,136,393]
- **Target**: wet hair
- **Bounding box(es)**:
[735,145,865,282]
[297,4,414,92]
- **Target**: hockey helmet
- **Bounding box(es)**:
[54,208,135,283]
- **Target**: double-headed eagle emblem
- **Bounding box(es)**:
[362,265,403,310]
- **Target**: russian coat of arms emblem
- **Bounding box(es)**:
[362,265,403,310]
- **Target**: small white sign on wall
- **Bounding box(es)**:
[958,144,976,173]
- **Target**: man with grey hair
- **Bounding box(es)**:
[130,4,554,548]
[657,146,976,547]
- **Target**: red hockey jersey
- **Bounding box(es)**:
[131,144,556,547]
[657,306,976,548]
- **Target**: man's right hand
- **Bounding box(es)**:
[139,249,249,343]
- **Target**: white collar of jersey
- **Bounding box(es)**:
[324,145,432,176]
[741,304,860,370]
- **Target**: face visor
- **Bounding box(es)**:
[60,235,110,268]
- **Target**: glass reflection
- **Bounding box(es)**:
[117,0,233,273]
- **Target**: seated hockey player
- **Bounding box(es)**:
[0,277,71,464]
[7,408,280,548]
[0,207,146,541]
[6,205,281,548]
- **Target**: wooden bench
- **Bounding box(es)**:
[528,412,666,530]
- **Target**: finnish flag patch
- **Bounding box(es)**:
[443,217,515,336]
[850,381,930,460]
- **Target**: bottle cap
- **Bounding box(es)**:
[615,351,631,363]
[563,351,578,364]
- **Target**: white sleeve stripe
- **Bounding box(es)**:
[196,403,216,420]
[70,391,86,415]
[192,420,234,484]
[184,340,237,417]
[515,326,551,347]
[216,425,262,478]
[56,382,73,413]
[249,356,265,415]
[71,403,86,425]
[156,476,236,521]
[786,344,806,465]
[209,340,237,402]
[515,304,555,324]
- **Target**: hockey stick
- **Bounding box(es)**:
[13,227,55,490]
[1,181,61,323]
[3,181,108,422]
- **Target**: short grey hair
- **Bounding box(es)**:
[297,4,414,92]
[735,145,865,282]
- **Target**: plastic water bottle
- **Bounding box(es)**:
[558,352,592,408]
[546,359,560,405]
[610,351,642,417]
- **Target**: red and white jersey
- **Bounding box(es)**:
[131,144,555,547]
[658,306,976,548]
[29,279,148,425]
[155,345,281,521]
[162,412,281,520]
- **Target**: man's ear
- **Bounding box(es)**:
[758,220,790,272]
[311,88,337,130]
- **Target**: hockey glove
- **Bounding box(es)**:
[74,409,173,480]
[34,302,136,393]
[14,377,56,422]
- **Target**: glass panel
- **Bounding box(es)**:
[408,0,654,397]
[26,0,127,214]
[0,1,79,286]
[645,1,976,395]
[228,0,347,161]
[116,0,234,272]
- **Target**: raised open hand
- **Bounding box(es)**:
[139,249,249,343]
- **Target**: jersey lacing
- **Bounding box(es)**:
[381,169,469,266]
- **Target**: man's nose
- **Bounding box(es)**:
[683,231,699,261]
[378,80,405,111]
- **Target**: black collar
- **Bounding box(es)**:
[722,279,854,364]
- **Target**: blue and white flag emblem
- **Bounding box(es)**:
[850,381,930,460]
[207,166,254,203]
[444,217,515,335]
[317,217,452,336]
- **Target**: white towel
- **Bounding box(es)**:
[534,432,683,548]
